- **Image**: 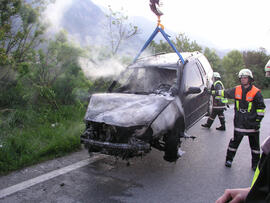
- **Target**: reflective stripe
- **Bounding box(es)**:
[251,149,260,154]
[257,109,265,116]
[228,147,237,152]
[214,80,224,88]
[236,100,239,111]
[214,81,228,103]
[213,106,226,109]
[234,127,258,133]
[248,102,252,112]
[221,98,228,103]
[221,90,224,97]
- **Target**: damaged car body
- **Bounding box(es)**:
[81,52,214,162]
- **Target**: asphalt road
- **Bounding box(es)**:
[0,99,269,203]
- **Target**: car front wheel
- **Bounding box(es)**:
[163,129,179,162]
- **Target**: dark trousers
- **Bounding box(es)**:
[206,108,225,127]
[226,130,260,167]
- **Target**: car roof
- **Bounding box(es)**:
[128,52,202,70]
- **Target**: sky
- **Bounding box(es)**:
[91,0,270,53]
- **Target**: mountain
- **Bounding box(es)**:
[59,0,229,58]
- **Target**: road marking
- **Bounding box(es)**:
[0,154,106,199]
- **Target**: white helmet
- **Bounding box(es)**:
[213,72,221,79]
[265,59,270,77]
[238,69,253,79]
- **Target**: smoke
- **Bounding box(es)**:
[79,52,126,80]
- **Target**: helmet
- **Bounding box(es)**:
[213,72,221,79]
[265,59,270,77]
[238,69,253,79]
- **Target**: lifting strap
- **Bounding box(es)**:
[133,21,185,64]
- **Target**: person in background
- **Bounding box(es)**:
[202,72,228,131]
[215,64,269,203]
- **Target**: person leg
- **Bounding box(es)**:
[216,110,226,131]
[202,109,217,128]
[248,132,260,171]
[225,131,244,167]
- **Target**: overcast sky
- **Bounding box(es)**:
[91,0,270,53]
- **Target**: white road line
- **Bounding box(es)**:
[0,154,106,199]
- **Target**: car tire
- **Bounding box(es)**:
[163,130,179,162]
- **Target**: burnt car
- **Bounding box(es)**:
[81,52,214,162]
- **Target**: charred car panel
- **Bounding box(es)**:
[81,52,213,162]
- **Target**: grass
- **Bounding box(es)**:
[0,105,86,175]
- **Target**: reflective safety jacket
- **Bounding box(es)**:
[212,80,228,109]
[217,85,265,133]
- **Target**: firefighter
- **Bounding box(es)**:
[213,69,265,170]
[202,72,228,131]
[215,63,270,203]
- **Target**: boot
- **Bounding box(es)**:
[225,160,232,168]
[216,125,225,131]
[201,123,211,128]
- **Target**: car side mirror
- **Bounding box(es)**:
[185,87,201,95]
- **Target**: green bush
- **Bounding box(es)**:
[0,105,86,174]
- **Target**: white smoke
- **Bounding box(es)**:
[79,51,127,79]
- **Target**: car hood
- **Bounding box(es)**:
[85,93,174,127]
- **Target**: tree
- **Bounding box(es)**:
[203,47,222,73]
[0,0,47,107]
[26,31,88,107]
[174,33,202,52]
[221,50,245,88]
[105,6,138,56]
[150,33,202,54]
[242,48,270,89]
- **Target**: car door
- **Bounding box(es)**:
[180,60,208,129]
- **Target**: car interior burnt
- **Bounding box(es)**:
[111,66,177,95]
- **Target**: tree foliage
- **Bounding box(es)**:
[242,49,270,89]
[0,0,47,107]
[105,5,138,56]
[203,47,222,72]
[150,33,202,54]
[221,50,245,88]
